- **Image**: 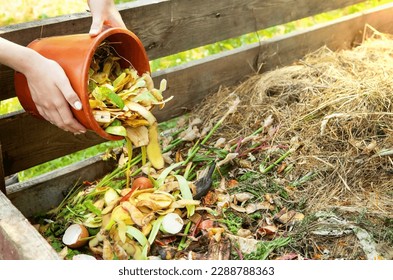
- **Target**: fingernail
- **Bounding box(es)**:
[79,130,86,133]
[74,101,82,110]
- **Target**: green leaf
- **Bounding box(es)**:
[147,215,164,245]
[174,174,195,217]
[105,125,127,136]
[126,226,148,247]
[155,161,184,188]
[93,86,125,109]
[106,91,125,109]
[83,200,101,216]
[112,72,126,88]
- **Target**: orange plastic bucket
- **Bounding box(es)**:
[14,27,150,140]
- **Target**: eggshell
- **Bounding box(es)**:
[160,213,184,234]
[62,224,89,249]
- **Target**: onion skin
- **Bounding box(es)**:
[132,177,153,190]
[160,213,184,234]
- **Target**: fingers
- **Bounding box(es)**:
[56,73,83,112]
[88,0,126,37]
[55,104,86,134]
[26,63,87,134]
[89,16,104,37]
[50,68,87,133]
[35,95,86,134]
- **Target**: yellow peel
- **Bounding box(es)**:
[147,123,165,170]
[111,205,133,225]
[126,126,149,147]
[125,101,156,125]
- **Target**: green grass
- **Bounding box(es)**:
[0,0,87,26]
[17,140,124,181]
[2,0,393,181]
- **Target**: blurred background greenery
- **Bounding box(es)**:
[1,0,392,181]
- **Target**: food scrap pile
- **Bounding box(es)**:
[34,29,393,260]
[88,41,172,169]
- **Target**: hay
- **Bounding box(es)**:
[192,28,393,258]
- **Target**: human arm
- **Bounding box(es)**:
[87,0,127,36]
[0,37,86,134]
[0,1,125,134]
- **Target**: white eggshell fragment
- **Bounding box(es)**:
[72,254,97,260]
[160,213,184,234]
[62,224,89,249]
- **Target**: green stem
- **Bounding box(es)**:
[230,125,264,151]
[125,137,133,188]
[163,138,183,153]
[183,99,239,165]
[261,149,292,174]
[184,120,223,165]
[183,140,200,165]
[178,221,192,251]
[130,167,143,177]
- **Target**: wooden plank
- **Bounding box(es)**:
[0,111,107,175]
[127,3,393,123]
[0,0,365,100]
[2,3,393,176]
[255,4,393,70]
[0,190,59,259]
[0,143,5,194]
[7,153,117,217]
[123,0,366,61]
[0,153,116,259]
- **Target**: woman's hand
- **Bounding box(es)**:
[88,0,127,36]
[24,51,87,134]
[0,38,86,134]
[0,1,126,134]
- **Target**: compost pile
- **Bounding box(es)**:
[34,29,393,260]
[88,41,171,170]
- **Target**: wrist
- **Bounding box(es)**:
[0,38,42,74]
[14,47,43,75]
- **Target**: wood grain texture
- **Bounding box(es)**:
[0,111,107,175]
[0,143,5,194]
[0,191,59,259]
[0,154,116,259]
[7,153,117,217]
[2,4,393,176]
[0,0,365,100]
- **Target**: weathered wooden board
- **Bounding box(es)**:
[0,0,365,101]
[2,3,393,176]
[0,113,108,176]
[0,191,60,259]
[1,1,393,260]
[0,143,5,194]
[7,153,117,217]
[0,153,116,260]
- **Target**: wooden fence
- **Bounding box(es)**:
[3,0,393,260]
[2,0,393,188]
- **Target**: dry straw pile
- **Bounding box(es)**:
[193,28,393,258]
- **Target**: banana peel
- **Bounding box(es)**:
[147,123,165,170]
[126,126,149,147]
